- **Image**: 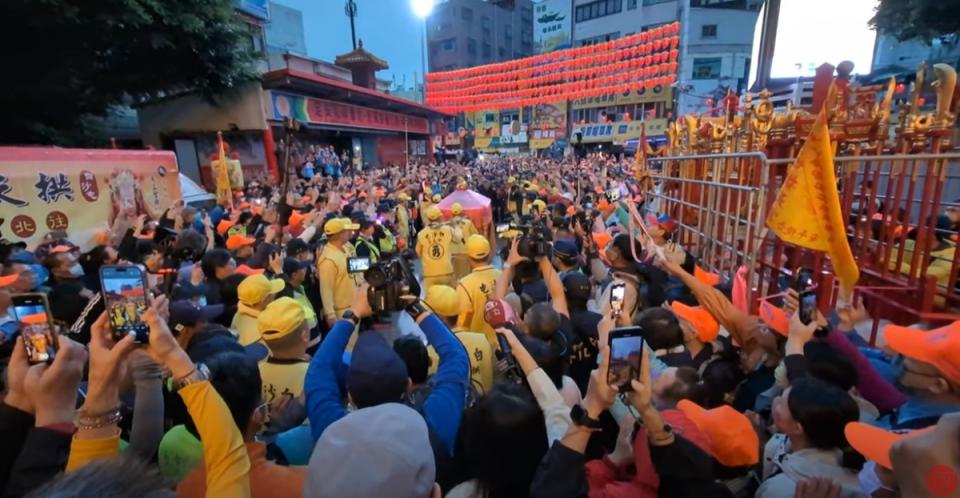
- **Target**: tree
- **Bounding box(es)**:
[870,0,960,42]
[0,0,260,145]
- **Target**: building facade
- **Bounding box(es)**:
[427,0,536,72]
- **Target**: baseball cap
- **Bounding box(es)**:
[282,257,311,275]
[671,301,720,342]
[466,234,491,259]
[562,273,593,302]
[0,274,19,288]
[554,239,579,260]
[884,321,960,385]
[759,301,789,336]
[304,403,435,498]
[324,218,360,236]
[484,298,517,328]
[844,422,935,470]
[226,234,256,251]
[677,400,759,467]
[237,274,285,306]
[235,264,265,276]
[426,206,442,221]
[432,194,442,202]
[288,211,306,227]
[169,301,225,335]
[258,297,306,341]
[451,202,464,215]
[216,220,234,236]
[646,214,677,234]
[591,232,613,251]
[348,331,409,408]
[694,265,721,286]
[286,238,309,258]
[48,244,75,255]
[425,285,460,318]
[532,199,547,212]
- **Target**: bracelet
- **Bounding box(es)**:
[75,407,122,430]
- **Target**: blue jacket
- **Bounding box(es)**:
[304,315,470,453]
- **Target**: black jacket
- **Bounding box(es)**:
[0,403,72,498]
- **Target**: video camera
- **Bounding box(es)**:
[364,257,421,314]
[512,224,551,259]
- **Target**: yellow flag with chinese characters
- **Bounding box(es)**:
[214,132,233,209]
[766,109,859,298]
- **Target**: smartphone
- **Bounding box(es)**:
[610,282,627,318]
[348,257,371,274]
[608,326,645,393]
[100,265,150,343]
[607,189,621,202]
[11,294,58,364]
[496,223,511,235]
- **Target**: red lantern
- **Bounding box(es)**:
[706,98,715,107]
[918,97,926,106]
[896,83,906,94]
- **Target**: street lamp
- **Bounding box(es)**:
[411,0,434,103]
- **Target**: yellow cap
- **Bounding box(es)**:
[397,192,410,201]
[432,194,442,202]
[258,297,306,341]
[466,234,491,259]
[532,199,547,211]
[426,205,442,221]
[508,176,516,184]
[324,217,360,236]
[238,274,285,306]
[425,285,460,317]
[451,202,464,215]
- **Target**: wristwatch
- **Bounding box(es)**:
[406,300,430,319]
[570,404,603,430]
[341,310,360,327]
[174,363,210,391]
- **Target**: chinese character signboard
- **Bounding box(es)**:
[0,148,181,250]
[533,0,572,54]
[268,91,429,134]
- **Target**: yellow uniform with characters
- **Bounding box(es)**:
[417,206,455,289]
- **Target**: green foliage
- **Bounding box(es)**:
[870,0,960,42]
[0,0,260,145]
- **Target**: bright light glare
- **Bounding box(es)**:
[412,0,434,19]
[768,0,876,78]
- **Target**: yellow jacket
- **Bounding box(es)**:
[317,242,360,319]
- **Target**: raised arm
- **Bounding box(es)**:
[540,257,569,318]
[419,311,470,454]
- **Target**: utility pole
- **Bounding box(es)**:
[345,0,358,50]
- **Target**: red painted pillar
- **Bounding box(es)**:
[262,127,280,183]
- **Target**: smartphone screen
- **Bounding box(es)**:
[100,265,150,343]
[607,189,621,202]
[610,282,626,318]
[608,326,645,392]
[799,289,817,325]
[348,257,371,274]
[12,294,58,364]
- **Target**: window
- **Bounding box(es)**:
[467,38,477,55]
[643,0,673,5]
[701,24,717,38]
[577,32,620,47]
[482,43,491,57]
[442,38,457,51]
[461,7,473,20]
[499,46,506,58]
[692,57,722,79]
[628,0,638,9]
[575,0,622,22]
[504,27,512,40]
[481,16,491,28]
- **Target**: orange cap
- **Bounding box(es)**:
[591,232,613,251]
[217,219,234,236]
[566,205,576,216]
[677,400,759,467]
[0,274,19,288]
[884,321,960,385]
[844,422,934,470]
[694,266,721,287]
[48,245,74,255]
[671,301,719,342]
[288,211,306,227]
[759,301,789,337]
[234,264,265,276]
[226,234,256,251]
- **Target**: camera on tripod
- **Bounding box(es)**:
[364,257,421,314]
[513,224,551,259]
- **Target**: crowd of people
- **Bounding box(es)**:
[0,153,957,498]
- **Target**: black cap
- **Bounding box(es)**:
[169,300,224,334]
[282,256,311,275]
[562,272,592,302]
[286,238,309,258]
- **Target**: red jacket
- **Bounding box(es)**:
[584,409,713,498]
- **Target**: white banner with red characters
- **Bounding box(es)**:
[0,147,181,250]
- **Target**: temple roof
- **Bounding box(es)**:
[334,39,389,70]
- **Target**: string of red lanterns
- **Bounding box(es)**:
[425,22,681,113]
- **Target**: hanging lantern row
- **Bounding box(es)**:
[427,60,677,106]
[425,21,681,82]
[426,48,678,97]
[433,75,677,113]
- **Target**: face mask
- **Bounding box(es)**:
[67,262,85,278]
[859,460,894,496]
